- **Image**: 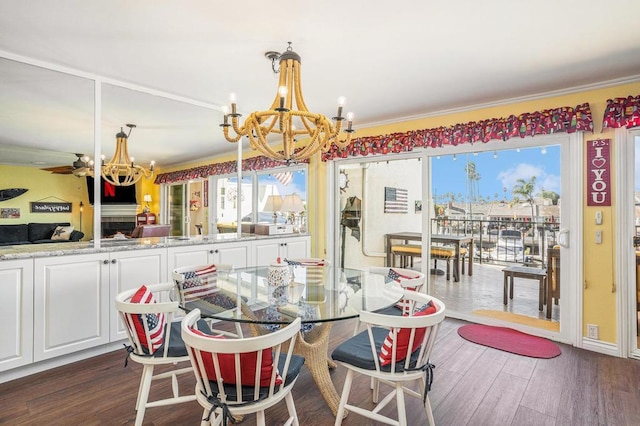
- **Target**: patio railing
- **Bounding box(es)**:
[431,217,558,267]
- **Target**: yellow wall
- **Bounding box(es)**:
[137,179,160,216]
[8,80,638,344]
[0,165,92,239]
[314,80,640,344]
[157,81,640,344]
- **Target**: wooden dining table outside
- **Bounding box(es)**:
[385,231,474,281]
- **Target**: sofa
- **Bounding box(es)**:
[0,222,85,246]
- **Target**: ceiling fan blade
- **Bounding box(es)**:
[41,165,74,174]
[41,153,89,175]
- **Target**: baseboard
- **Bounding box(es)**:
[581,337,621,357]
[0,341,124,385]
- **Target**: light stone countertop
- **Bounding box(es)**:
[0,232,308,261]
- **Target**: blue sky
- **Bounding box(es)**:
[431,145,561,202]
[258,169,307,201]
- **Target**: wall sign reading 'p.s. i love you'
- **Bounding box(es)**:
[586,138,611,206]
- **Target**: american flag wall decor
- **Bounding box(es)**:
[384,187,408,213]
[274,171,293,186]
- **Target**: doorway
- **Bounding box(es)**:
[618,128,640,358]
[334,134,578,341]
[164,179,208,237]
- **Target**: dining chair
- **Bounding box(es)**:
[284,257,331,286]
[332,290,445,426]
[352,267,426,337]
[172,263,242,338]
[115,282,208,426]
[367,266,426,314]
[181,309,305,426]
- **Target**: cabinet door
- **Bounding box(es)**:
[34,253,109,361]
[283,236,310,259]
[212,242,250,268]
[253,236,311,266]
[109,248,167,341]
[0,259,34,372]
[253,239,282,267]
[167,245,212,272]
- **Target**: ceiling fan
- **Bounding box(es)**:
[41,153,91,176]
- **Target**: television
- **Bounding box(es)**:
[86,176,137,205]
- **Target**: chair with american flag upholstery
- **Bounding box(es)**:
[352,266,426,337]
[172,263,243,338]
[115,282,208,426]
[367,266,426,314]
[332,290,445,426]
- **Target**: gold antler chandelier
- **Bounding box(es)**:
[221,42,354,163]
[83,124,155,186]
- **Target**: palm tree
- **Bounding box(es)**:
[465,161,481,202]
[512,176,537,222]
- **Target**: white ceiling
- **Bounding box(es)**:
[1,1,640,170]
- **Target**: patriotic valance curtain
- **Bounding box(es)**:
[602,95,640,129]
[154,155,308,185]
[321,103,593,161]
[155,102,597,184]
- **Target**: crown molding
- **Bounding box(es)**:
[362,74,640,129]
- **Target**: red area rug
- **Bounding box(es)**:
[457,324,561,358]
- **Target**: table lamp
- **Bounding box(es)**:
[143,194,152,213]
[263,195,283,224]
[280,194,305,232]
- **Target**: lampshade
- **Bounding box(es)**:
[280,194,304,213]
[143,194,152,203]
[263,195,283,212]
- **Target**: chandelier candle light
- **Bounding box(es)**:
[220,42,354,164]
[82,124,155,186]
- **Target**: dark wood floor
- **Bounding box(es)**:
[2,317,640,425]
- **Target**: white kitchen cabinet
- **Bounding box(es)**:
[211,241,250,268]
[34,253,109,362]
[0,259,34,372]
[108,248,167,341]
[253,235,310,266]
[167,244,212,272]
[33,248,168,361]
[4,235,311,376]
[168,241,250,272]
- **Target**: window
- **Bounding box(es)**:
[213,165,307,233]
[215,175,253,233]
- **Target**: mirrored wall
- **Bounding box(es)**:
[0,54,222,245]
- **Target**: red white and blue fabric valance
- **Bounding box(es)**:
[322,103,593,161]
[154,155,308,185]
[602,96,640,129]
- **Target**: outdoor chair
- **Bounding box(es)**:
[181,309,305,426]
[332,290,446,426]
[115,282,208,426]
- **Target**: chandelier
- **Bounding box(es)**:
[82,124,155,186]
[220,42,354,164]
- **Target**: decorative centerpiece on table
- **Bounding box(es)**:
[268,257,291,305]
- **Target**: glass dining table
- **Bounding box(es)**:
[177,264,404,416]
